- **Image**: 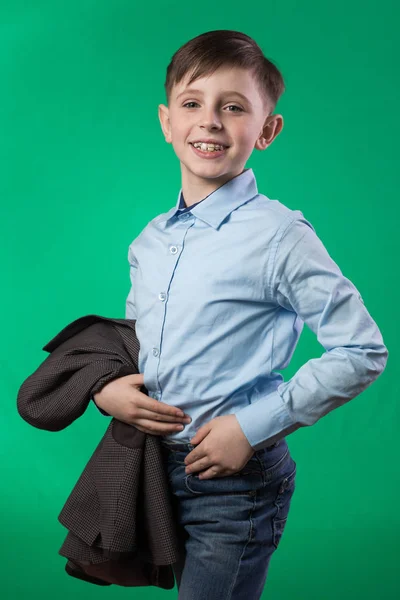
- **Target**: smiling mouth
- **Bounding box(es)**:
[189,143,230,157]
[189,142,230,152]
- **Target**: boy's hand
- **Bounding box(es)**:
[184,414,254,479]
[93,374,191,434]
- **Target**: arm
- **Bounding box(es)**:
[92,245,138,415]
[17,319,138,431]
[125,244,138,320]
[235,217,389,451]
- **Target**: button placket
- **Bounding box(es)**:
[152,229,186,391]
[152,246,179,379]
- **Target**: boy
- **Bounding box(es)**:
[94,30,388,599]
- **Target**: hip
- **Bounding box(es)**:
[160,437,296,497]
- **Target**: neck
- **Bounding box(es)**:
[180,167,245,207]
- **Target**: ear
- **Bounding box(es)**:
[158,104,172,144]
[254,114,284,151]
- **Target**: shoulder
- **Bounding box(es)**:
[249,193,316,239]
[127,207,172,256]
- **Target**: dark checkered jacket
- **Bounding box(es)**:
[17,315,181,589]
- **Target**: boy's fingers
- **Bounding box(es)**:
[134,407,190,423]
[134,419,186,434]
[135,391,187,417]
[122,374,189,419]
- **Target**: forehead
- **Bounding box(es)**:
[172,65,261,101]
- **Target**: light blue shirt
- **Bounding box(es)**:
[125,168,388,450]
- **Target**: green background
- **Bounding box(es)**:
[2,0,398,598]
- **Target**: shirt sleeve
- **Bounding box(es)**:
[126,244,138,320]
[235,217,389,451]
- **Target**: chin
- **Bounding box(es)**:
[182,158,231,174]
[187,167,231,181]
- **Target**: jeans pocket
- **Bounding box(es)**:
[184,469,264,496]
[231,454,265,476]
[272,463,296,549]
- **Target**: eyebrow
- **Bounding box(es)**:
[176,88,252,106]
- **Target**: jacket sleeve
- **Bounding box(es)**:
[235,217,389,450]
[17,318,139,432]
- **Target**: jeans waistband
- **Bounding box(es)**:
[160,438,282,453]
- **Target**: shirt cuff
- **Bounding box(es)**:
[234,390,298,451]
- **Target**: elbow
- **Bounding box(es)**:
[365,342,389,380]
[377,343,389,374]
[339,342,389,387]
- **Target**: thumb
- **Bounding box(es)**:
[190,422,211,445]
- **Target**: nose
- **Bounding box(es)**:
[199,108,222,130]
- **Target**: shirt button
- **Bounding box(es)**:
[158,292,167,302]
[170,245,178,254]
[180,213,190,221]
[152,348,159,357]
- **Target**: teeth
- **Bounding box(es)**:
[192,142,225,152]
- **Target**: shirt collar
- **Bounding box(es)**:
[160,168,258,230]
[178,195,187,209]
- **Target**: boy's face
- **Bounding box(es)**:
[158,65,283,202]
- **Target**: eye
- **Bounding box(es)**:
[226,105,243,112]
[182,102,243,112]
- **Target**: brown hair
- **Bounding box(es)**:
[164,30,285,114]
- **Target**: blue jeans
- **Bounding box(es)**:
[160,437,297,600]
